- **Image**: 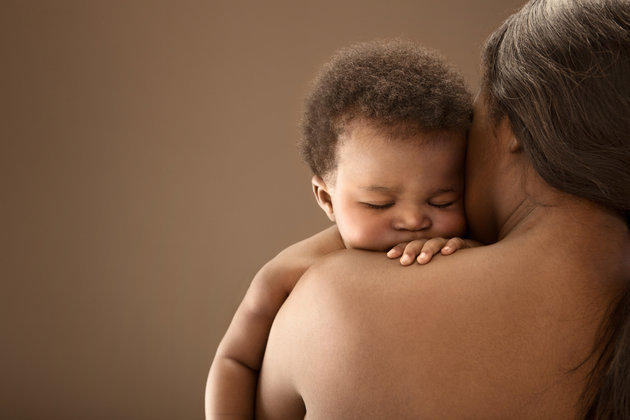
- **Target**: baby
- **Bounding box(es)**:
[206,39,476,418]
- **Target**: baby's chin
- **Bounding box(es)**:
[348,244,393,252]
[344,239,404,252]
[344,231,463,252]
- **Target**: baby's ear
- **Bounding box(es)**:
[312,175,335,222]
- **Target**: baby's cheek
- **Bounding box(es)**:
[344,225,389,251]
[437,211,467,237]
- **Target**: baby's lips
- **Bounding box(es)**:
[399,234,431,244]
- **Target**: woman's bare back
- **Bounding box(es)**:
[257,205,628,419]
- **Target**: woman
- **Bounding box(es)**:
[255,0,630,418]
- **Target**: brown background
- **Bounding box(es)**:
[1,1,525,419]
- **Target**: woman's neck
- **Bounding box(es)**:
[495,163,627,241]
[504,191,624,234]
[499,190,629,272]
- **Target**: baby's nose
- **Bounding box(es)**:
[393,206,431,231]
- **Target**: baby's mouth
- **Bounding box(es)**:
[400,232,432,243]
[379,234,431,252]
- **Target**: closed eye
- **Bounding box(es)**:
[361,202,394,210]
[429,201,455,209]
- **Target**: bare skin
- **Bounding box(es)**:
[205,125,478,418]
[205,229,474,419]
[206,233,479,420]
[205,225,345,418]
[255,98,630,418]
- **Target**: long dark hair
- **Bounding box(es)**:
[481,0,630,418]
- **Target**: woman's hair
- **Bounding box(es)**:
[481,0,630,418]
[300,39,472,177]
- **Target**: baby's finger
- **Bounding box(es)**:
[400,240,426,266]
[386,242,408,259]
[417,237,448,264]
[441,237,466,255]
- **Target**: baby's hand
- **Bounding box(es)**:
[386,237,481,266]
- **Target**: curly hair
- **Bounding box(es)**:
[299,39,472,177]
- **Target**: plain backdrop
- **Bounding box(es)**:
[1,1,525,419]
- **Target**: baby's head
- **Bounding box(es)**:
[300,40,472,250]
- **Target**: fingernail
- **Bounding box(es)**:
[400,255,411,264]
[419,252,428,260]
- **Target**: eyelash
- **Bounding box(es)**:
[429,202,454,209]
[361,201,456,210]
[362,202,394,210]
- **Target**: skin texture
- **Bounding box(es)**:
[255,95,630,419]
[205,225,345,419]
[205,125,473,419]
[312,122,467,251]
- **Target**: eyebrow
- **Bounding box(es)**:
[360,186,458,195]
[432,188,457,195]
[360,185,401,193]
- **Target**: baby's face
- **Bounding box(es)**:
[323,125,467,251]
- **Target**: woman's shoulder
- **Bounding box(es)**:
[259,245,593,419]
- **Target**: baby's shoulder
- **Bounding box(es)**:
[266,226,345,277]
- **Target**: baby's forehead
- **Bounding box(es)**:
[333,131,464,178]
[336,122,466,157]
[339,117,419,138]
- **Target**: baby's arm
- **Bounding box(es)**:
[387,237,482,265]
[205,226,344,419]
